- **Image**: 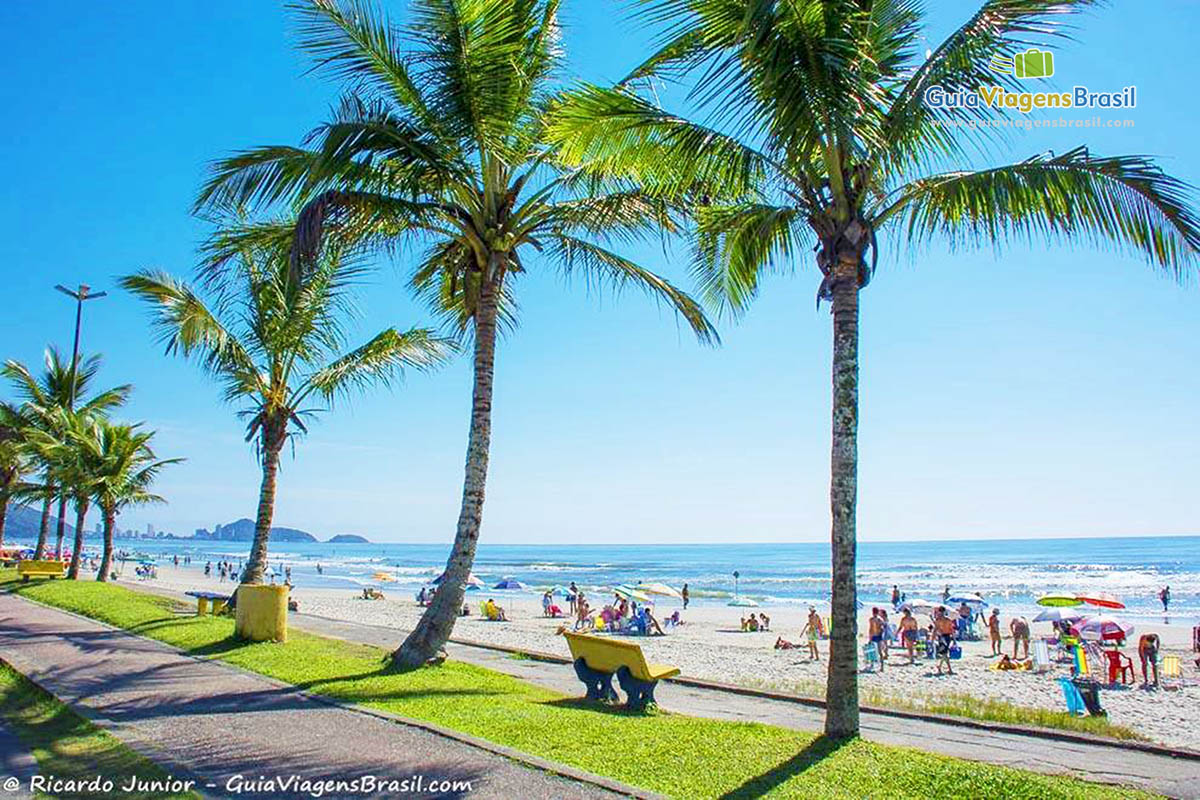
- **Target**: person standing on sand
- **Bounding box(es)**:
[567,581,579,615]
[988,608,1002,656]
[867,609,885,670]
[1160,586,1171,612]
[891,585,901,608]
[681,583,689,609]
[1010,615,1030,659]
[801,606,822,661]
[934,607,956,675]
[899,608,919,665]
[1139,633,1160,686]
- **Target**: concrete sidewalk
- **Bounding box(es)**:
[0,595,635,800]
[290,612,1200,799]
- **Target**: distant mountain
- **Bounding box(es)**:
[193,518,317,543]
[327,534,369,544]
[1,503,76,541]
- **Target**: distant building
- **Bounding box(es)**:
[147,523,155,537]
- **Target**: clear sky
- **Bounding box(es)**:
[1,1,1197,545]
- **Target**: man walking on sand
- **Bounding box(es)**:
[681,583,689,610]
[934,607,957,676]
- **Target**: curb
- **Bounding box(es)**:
[1,592,660,800]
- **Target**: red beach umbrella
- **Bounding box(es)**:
[1076,592,1125,609]
[1071,615,1134,641]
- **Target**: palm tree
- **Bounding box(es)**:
[550,0,1200,736]
[34,408,101,579]
[77,419,180,582]
[195,0,719,667]
[0,404,34,549]
[2,349,130,558]
[122,224,453,586]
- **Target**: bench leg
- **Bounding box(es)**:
[616,666,658,711]
[197,598,209,615]
[573,658,618,703]
[213,601,227,615]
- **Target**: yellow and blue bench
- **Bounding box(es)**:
[185,590,232,615]
[564,631,679,710]
[17,560,65,582]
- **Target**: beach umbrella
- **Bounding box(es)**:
[1076,592,1125,610]
[433,571,485,588]
[947,593,988,607]
[493,578,528,590]
[636,582,683,599]
[1036,592,1083,607]
[613,585,653,603]
[1033,608,1084,624]
[1071,615,1133,641]
[900,598,936,612]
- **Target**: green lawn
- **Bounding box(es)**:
[0,663,199,800]
[0,572,1157,800]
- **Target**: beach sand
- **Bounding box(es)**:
[139,563,1200,751]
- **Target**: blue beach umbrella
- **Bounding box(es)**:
[493,578,528,590]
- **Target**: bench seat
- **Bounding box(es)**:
[17,560,65,581]
[564,631,679,710]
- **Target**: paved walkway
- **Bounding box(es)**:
[291,612,1200,799]
[0,595,631,800]
[0,720,37,800]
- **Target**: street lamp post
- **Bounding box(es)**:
[54,284,107,409]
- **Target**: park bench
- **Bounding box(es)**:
[17,560,65,582]
[564,631,679,711]
[185,590,232,615]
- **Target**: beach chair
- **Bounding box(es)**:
[1057,678,1085,716]
[1160,655,1183,689]
[1072,645,1091,678]
[1032,639,1052,673]
[861,642,882,672]
[1104,650,1134,686]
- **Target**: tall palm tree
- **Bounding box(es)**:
[0,404,34,549]
[122,225,453,586]
[2,349,130,558]
[196,0,719,667]
[77,419,179,582]
[550,0,1200,736]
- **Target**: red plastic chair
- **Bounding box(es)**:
[1105,650,1134,685]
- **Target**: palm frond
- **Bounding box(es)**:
[298,327,456,403]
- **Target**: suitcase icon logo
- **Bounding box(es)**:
[988,48,1055,79]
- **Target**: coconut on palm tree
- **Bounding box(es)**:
[123,223,452,586]
[196,0,719,667]
[75,419,179,581]
[550,0,1200,736]
[2,349,130,559]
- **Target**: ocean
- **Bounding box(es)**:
[10,533,1197,622]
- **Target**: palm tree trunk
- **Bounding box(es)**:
[66,497,89,580]
[54,494,68,558]
[97,505,115,582]
[0,495,7,549]
[394,276,501,668]
[824,259,861,739]
[34,494,50,559]
[241,421,286,585]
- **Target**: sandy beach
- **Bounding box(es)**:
[134,561,1200,752]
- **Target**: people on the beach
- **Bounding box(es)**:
[1009,615,1030,659]
[942,585,951,602]
[899,608,919,665]
[484,598,507,621]
[891,585,901,608]
[987,608,1002,656]
[868,608,885,664]
[681,583,689,609]
[1139,633,1160,687]
[801,607,821,660]
[1160,586,1171,612]
[542,590,553,617]
[758,613,771,631]
[567,582,578,614]
[933,606,956,675]
[775,636,797,650]
[741,614,759,632]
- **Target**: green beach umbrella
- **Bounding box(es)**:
[1036,592,1083,607]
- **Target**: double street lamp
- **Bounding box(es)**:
[54,283,107,409]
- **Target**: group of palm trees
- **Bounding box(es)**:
[0,349,178,582]
[24,0,1195,741]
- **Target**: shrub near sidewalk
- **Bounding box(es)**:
[0,663,199,800]
[1,573,1159,800]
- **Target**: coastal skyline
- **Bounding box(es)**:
[2,0,1198,545]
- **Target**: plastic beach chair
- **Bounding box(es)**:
[1032,639,1052,673]
[1104,650,1134,685]
[1161,655,1183,689]
[1072,645,1091,678]
[1057,678,1086,716]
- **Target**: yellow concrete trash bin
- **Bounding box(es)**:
[234,584,289,642]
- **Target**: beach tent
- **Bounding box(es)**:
[1076,592,1125,610]
[636,582,683,599]
[1036,592,1083,607]
[1072,615,1134,641]
[493,578,528,590]
[1033,608,1085,624]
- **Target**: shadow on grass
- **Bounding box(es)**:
[539,697,661,718]
[718,736,852,800]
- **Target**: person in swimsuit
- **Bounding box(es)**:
[934,607,957,675]
[867,609,886,670]
[1139,633,1160,686]
[1010,615,1030,659]
[988,608,1002,656]
[899,608,919,665]
[801,607,822,661]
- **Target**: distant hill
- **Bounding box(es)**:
[1,503,76,541]
[193,518,317,543]
[327,534,369,544]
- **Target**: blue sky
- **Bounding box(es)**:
[1,1,1197,544]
